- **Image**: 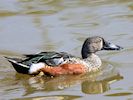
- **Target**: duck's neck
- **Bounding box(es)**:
[81,44,94,59]
[84,53,93,58]
[82,53,98,60]
[85,53,99,60]
[81,50,93,59]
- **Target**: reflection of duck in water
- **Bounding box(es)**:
[5,36,123,76]
[82,72,123,94]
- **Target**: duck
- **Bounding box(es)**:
[5,36,123,76]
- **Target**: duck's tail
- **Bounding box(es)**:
[5,57,30,74]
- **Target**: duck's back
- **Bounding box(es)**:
[22,51,74,66]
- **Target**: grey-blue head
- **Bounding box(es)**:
[81,36,123,59]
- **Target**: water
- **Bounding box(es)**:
[0,0,133,100]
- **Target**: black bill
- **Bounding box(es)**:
[102,41,123,50]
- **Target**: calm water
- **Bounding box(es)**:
[0,0,133,100]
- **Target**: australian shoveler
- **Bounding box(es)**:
[5,36,123,76]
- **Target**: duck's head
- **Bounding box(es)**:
[81,36,123,59]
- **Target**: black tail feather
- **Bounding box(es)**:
[5,57,29,74]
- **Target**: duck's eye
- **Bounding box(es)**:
[99,39,102,42]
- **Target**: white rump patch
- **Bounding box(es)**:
[29,63,45,74]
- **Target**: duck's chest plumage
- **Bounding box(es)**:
[65,54,102,71]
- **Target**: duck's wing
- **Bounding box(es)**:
[24,51,59,58]
[23,51,74,66]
